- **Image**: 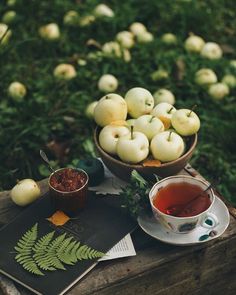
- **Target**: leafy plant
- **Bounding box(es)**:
[14,224,104,276]
[120,170,156,218]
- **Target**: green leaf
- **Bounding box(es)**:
[14,225,105,276]
[14,224,44,276]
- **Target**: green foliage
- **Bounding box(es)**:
[14,224,104,276]
[120,170,154,218]
[14,223,44,276]
[0,0,236,205]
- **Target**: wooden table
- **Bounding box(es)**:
[1,165,236,295]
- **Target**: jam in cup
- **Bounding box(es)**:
[48,168,89,215]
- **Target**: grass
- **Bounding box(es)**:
[0,0,236,204]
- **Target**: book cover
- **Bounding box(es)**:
[0,192,136,295]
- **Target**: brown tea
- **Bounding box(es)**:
[153,182,211,217]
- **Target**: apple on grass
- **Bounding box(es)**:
[94,93,127,127]
[171,107,200,136]
[117,126,149,164]
[125,87,154,118]
[99,125,130,155]
[151,102,176,129]
[134,115,164,141]
[150,131,185,162]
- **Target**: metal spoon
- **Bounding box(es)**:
[39,150,55,173]
[166,182,214,216]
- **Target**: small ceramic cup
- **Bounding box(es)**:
[149,175,219,234]
[48,168,89,215]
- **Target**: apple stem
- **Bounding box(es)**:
[131,125,134,140]
[105,95,109,99]
[149,116,155,123]
[168,107,174,114]
[168,131,172,141]
[188,105,197,117]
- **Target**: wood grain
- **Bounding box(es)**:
[0,168,236,295]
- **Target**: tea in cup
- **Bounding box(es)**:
[49,168,89,215]
[149,175,218,233]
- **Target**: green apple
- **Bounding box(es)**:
[137,31,154,43]
[201,42,222,60]
[151,102,176,130]
[184,35,205,53]
[195,68,217,87]
[117,128,149,164]
[39,23,60,40]
[102,41,122,58]
[8,81,27,102]
[94,93,127,127]
[10,179,41,206]
[63,10,79,26]
[79,15,95,27]
[98,74,118,93]
[171,108,200,136]
[208,83,230,100]
[116,31,134,49]
[150,131,185,162]
[161,33,177,45]
[125,87,154,118]
[99,125,130,155]
[2,10,16,24]
[221,75,236,89]
[151,69,169,81]
[85,101,98,119]
[129,22,147,36]
[94,4,114,17]
[134,115,164,141]
[53,63,76,80]
[153,89,175,105]
[0,23,12,45]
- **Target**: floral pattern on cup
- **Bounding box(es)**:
[149,175,218,234]
[178,222,197,233]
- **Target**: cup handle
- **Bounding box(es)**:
[201,212,219,229]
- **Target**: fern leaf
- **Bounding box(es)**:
[33,231,56,271]
[43,233,67,270]
[70,241,80,263]
[76,245,104,261]
[57,237,75,265]
[14,223,38,253]
[14,224,44,276]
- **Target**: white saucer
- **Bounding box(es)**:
[137,196,230,246]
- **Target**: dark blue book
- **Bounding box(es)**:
[0,192,136,295]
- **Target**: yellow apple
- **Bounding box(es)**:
[125,87,154,118]
[94,93,127,127]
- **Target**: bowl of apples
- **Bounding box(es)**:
[92,87,199,181]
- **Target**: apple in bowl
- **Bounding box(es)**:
[94,126,197,181]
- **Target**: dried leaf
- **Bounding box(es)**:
[47,211,71,226]
[142,159,162,167]
[158,116,171,130]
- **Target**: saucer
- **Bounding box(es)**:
[137,196,230,246]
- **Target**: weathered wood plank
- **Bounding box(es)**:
[71,234,236,295]
[0,179,48,227]
[1,168,236,295]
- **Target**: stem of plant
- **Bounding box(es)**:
[168,107,174,114]
[149,116,155,123]
[131,125,134,140]
[168,131,172,141]
[188,104,197,117]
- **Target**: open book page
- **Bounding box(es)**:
[99,234,136,261]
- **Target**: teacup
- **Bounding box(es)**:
[149,175,219,234]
